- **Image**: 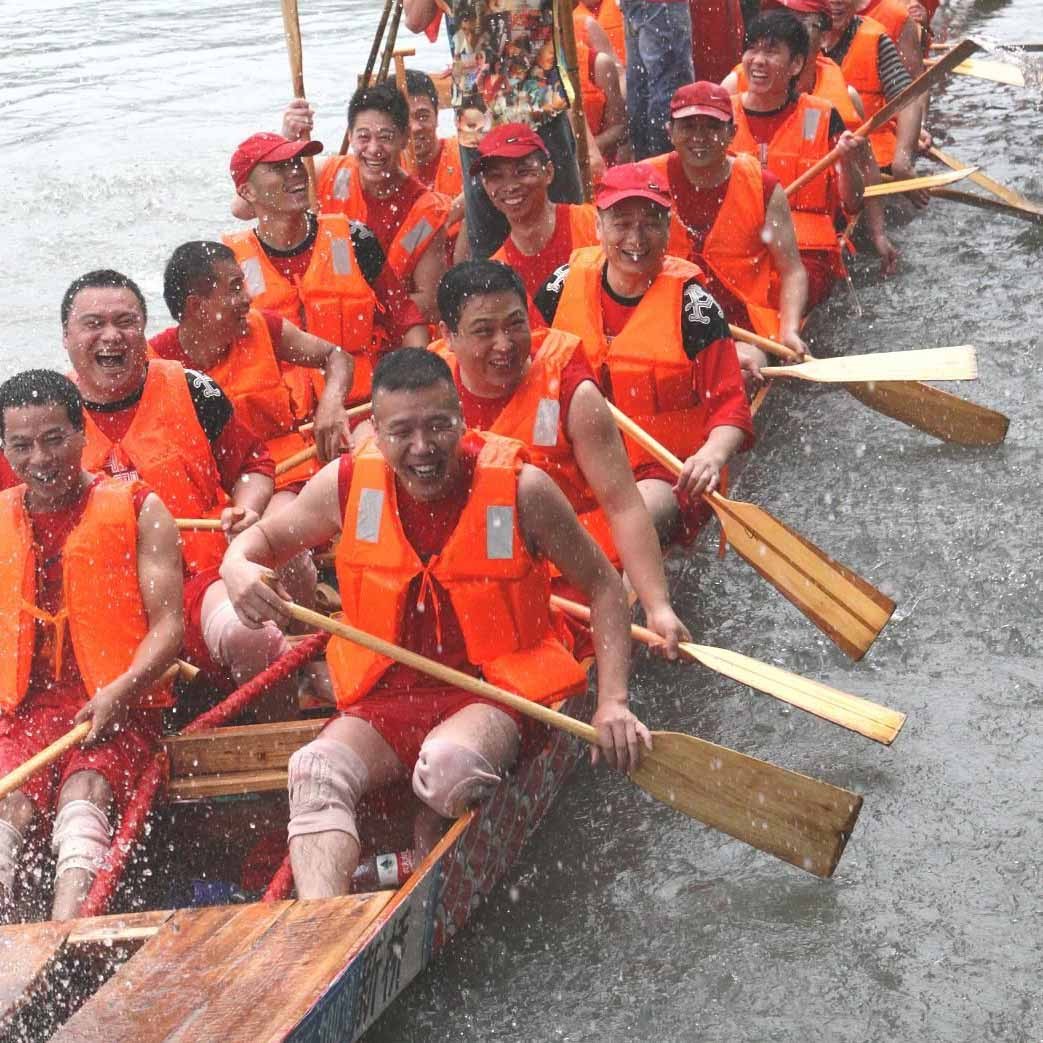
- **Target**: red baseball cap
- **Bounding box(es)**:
[468,122,549,176]
[670,81,734,123]
[763,0,832,19]
[594,162,672,210]
[230,132,324,188]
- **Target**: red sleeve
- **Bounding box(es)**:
[761,168,780,209]
[337,452,355,517]
[211,410,276,492]
[371,265,427,342]
[261,310,285,346]
[691,337,756,452]
[0,454,20,490]
[558,350,599,419]
[148,326,188,363]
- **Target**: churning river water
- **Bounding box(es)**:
[1,0,1040,1040]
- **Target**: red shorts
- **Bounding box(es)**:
[633,462,714,546]
[180,567,234,689]
[336,686,549,771]
[801,250,839,313]
[0,693,160,819]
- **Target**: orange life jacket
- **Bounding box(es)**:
[645,152,781,339]
[861,0,909,44]
[574,0,626,61]
[329,434,588,709]
[550,246,712,470]
[79,360,229,575]
[837,16,898,167]
[0,480,173,714]
[575,39,606,135]
[489,203,600,284]
[197,310,318,490]
[729,93,845,275]
[405,137,465,198]
[732,56,862,131]
[223,214,377,404]
[313,155,450,283]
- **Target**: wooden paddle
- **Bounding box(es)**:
[785,37,980,197]
[760,346,977,384]
[280,0,318,211]
[554,0,594,202]
[361,0,395,88]
[927,186,1043,226]
[606,404,894,660]
[926,55,1026,87]
[927,146,1043,217]
[733,326,1009,445]
[550,596,905,744]
[277,598,863,877]
[0,661,191,801]
[392,49,418,172]
[862,166,975,198]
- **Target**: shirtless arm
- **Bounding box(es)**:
[516,464,650,773]
[593,52,626,156]
[404,0,438,34]
[566,382,687,656]
[833,130,865,215]
[74,494,184,743]
[720,70,740,94]
[410,229,448,323]
[221,458,343,629]
[277,322,354,463]
[762,185,808,357]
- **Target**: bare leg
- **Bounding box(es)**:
[266,490,318,616]
[289,715,405,899]
[0,791,34,921]
[51,770,112,921]
[637,477,681,547]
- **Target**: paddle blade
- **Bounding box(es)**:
[631,732,862,877]
[764,346,977,384]
[952,57,1026,86]
[844,380,1010,445]
[708,496,895,660]
[681,643,906,744]
[864,167,976,198]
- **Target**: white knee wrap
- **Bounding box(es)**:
[0,820,25,892]
[412,740,502,819]
[287,738,368,844]
[51,800,112,878]
[203,599,290,686]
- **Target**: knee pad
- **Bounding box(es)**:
[203,599,290,686]
[286,738,368,844]
[51,800,112,878]
[0,819,25,892]
[412,740,502,819]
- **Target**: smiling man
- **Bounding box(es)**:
[0,370,183,920]
[432,260,689,655]
[61,269,297,721]
[536,163,754,545]
[220,348,649,898]
[224,131,428,407]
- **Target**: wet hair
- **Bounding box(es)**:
[455,92,487,117]
[348,82,410,133]
[61,269,147,329]
[371,348,456,397]
[744,10,811,62]
[0,369,84,441]
[405,69,439,112]
[437,261,527,333]
[163,241,237,321]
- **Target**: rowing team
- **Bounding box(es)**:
[0,1,931,919]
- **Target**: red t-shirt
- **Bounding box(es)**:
[0,454,18,491]
[412,141,444,191]
[336,439,487,691]
[499,204,584,302]
[361,175,428,256]
[25,477,150,703]
[667,153,779,327]
[148,312,284,364]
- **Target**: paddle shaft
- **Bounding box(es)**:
[0,662,184,801]
[555,0,594,202]
[362,0,395,87]
[280,0,318,211]
[928,145,1043,213]
[785,38,979,197]
[393,50,418,171]
[377,0,405,84]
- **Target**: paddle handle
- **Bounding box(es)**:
[176,518,223,531]
[729,324,801,362]
[282,602,597,745]
[362,0,395,88]
[393,50,418,171]
[551,594,672,656]
[0,662,186,800]
[280,0,318,211]
[298,400,373,436]
[784,37,980,198]
[555,0,594,202]
[275,444,318,476]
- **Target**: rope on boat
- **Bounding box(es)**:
[262,854,294,902]
[78,752,169,919]
[182,630,330,734]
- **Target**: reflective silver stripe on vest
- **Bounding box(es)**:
[532,397,560,447]
[802,106,821,141]
[241,257,265,298]
[486,506,514,560]
[331,237,353,276]
[400,217,435,257]
[355,488,384,543]
[332,166,352,201]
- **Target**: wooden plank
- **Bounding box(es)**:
[66,909,174,947]
[166,767,290,801]
[54,895,392,1042]
[0,920,70,1023]
[164,719,325,779]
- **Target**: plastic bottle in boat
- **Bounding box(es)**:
[352,850,415,891]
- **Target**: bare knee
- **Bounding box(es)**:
[412,740,502,819]
[0,791,34,835]
[203,595,290,685]
[57,770,112,812]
